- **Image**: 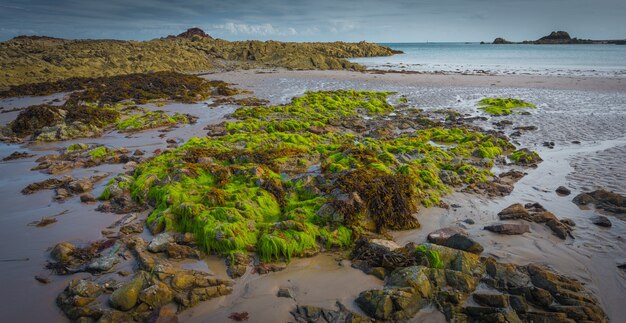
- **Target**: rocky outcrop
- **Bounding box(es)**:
[573,189,626,214]
[490,31,625,45]
[291,302,372,323]
[0,28,399,90]
[492,37,512,44]
[354,243,607,322]
[498,203,573,239]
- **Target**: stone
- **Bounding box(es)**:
[484,223,530,235]
[498,203,529,220]
[80,193,97,203]
[51,242,76,262]
[139,281,174,308]
[556,186,571,195]
[473,293,509,308]
[355,287,421,321]
[87,253,120,272]
[148,232,175,253]
[592,216,612,227]
[440,234,483,254]
[165,243,199,260]
[109,272,147,311]
[277,287,294,299]
[368,239,402,253]
[572,189,626,214]
[387,266,433,299]
[427,227,468,244]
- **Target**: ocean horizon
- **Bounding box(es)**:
[350,42,626,77]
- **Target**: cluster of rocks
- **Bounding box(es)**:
[96,175,147,214]
[2,150,34,161]
[22,173,110,201]
[51,229,233,322]
[31,144,142,174]
[497,203,573,239]
[350,239,607,322]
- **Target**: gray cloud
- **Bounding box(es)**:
[0,0,624,41]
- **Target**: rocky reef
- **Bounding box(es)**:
[0,72,239,142]
[0,28,399,89]
[490,31,626,45]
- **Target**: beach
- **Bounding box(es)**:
[0,68,624,322]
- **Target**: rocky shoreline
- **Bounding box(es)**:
[0,70,624,322]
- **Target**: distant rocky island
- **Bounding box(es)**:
[0,27,401,90]
[484,31,626,45]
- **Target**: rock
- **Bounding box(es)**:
[80,193,97,203]
[67,179,93,193]
[109,272,147,311]
[356,287,421,321]
[386,266,433,298]
[35,275,51,284]
[484,223,530,235]
[472,293,509,308]
[87,253,120,272]
[556,186,571,195]
[148,232,175,253]
[51,242,76,263]
[439,170,462,186]
[560,218,576,227]
[592,216,612,227]
[498,203,529,220]
[427,227,468,244]
[165,243,199,260]
[69,279,103,298]
[368,239,401,253]
[440,234,483,254]
[139,281,174,308]
[225,251,249,278]
[572,189,626,214]
[463,219,475,224]
[277,287,294,299]
[291,302,370,323]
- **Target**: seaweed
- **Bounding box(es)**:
[415,245,444,269]
[477,98,536,116]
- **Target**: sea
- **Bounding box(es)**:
[349,42,626,77]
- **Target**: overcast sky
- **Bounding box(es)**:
[1,0,625,42]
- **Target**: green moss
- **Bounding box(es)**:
[478,98,537,116]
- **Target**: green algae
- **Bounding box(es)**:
[112,90,519,262]
[477,98,537,116]
[509,148,542,165]
[88,146,109,159]
[415,244,444,269]
[115,111,190,132]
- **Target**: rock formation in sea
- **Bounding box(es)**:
[491,30,626,45]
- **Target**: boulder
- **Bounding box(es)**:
[472,293,509,308]
[556,186,571,195]
[592,216,612,227]
[355,287,421,321]
[484,223,530,235]
[427,227,467,244]
[139,281,173,308]
[51,242,76,263]
[440,234,483,254]
[148,233,175,253]
[498,203,529,220]
[109,272,148,311]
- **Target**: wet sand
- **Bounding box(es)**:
[0,70,625,322]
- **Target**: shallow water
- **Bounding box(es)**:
[349,42,626,78]
[0,73,625,322]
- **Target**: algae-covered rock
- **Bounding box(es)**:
[355,288,421,321]
[51,241,76,263]
[139,281,174,308]
[109,272,148,311]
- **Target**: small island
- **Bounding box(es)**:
[488,31,626,45]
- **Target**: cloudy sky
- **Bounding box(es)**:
[1,0,625,42]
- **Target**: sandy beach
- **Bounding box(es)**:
[0,70,624,322]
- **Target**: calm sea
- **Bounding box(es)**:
[349,43,626,77]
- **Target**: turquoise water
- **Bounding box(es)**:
[349,43,626,77]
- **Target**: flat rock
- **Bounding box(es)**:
[427,227,468,244]
[484,223,530,235]
[498,203,529,220]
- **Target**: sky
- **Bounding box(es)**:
[1,0,625,42]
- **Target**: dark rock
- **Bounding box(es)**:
[80,193,97,203]
[592,216,612,227]
[556,186,571,195]
[356,287,421,320]
[440,234,483,254]
[498,203,529,220]
[277,287,294,299]
[51,242,76,263]
[463,219,475,224]
[427,227,467,244]
[484,223,530,235]
[472,293,509,308]
[572,189,626,214]
[291,302,372,323]
[35,275,51,284]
